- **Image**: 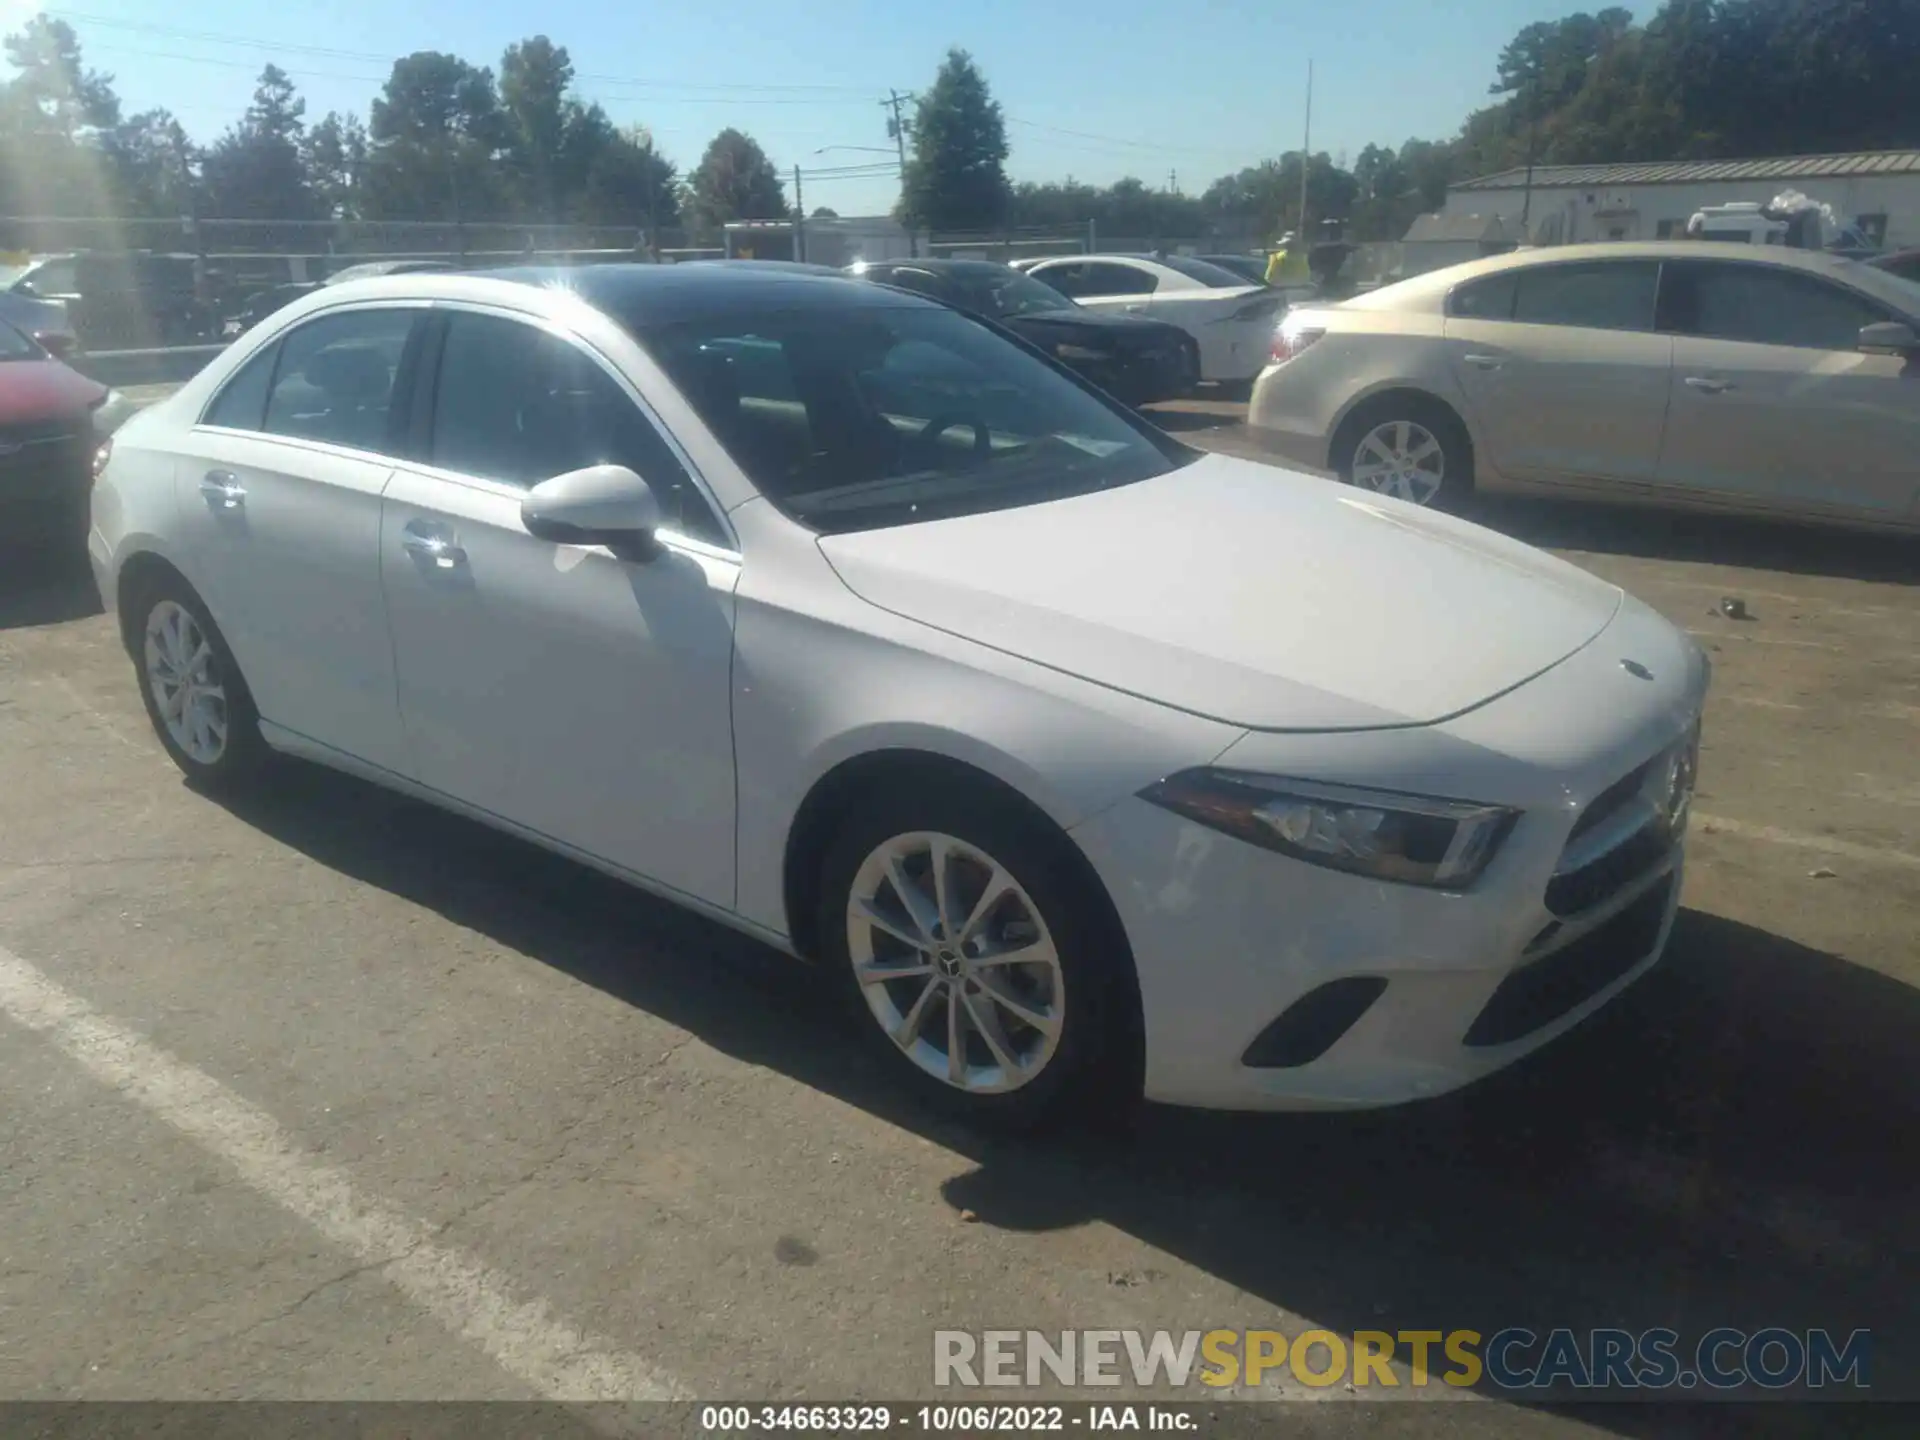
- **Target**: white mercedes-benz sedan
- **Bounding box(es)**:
[89,263,1708,1126]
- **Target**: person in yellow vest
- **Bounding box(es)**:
[1265,231,1310,285]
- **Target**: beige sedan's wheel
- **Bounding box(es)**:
[1350,419,1447,506]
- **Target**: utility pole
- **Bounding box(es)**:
[885,89,917,255]
[793,165,806,264]
[1298,59,1313,245]
[1519,69,1539,234]
[1168,169,1178,195]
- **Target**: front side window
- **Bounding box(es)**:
[957,271,1078,319]
[262,308,417,454]
[1511,261,1659,332]
[1664,263,1890,351]
[637,301,1192,535]
[429,311,725,546]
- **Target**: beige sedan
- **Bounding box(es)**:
[1246,241,1920,531]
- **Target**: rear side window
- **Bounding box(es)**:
[1664,262,1890,351]
[1078,263,1156,297]
[202,344,278,430]
[1449,272,1519,320]
[1511,262,1659,332]
[262,309,418,454]
[429,311,726,546]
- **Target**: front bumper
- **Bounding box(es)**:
[1073,341,1200,406]
[1072,595,1708,1111]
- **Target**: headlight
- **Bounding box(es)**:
[1054,343,1108,361]
[89,388,137,437]
[1140,769,1520,889]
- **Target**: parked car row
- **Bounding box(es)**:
[1246,240,1920,534]
[86,261,1707,1127]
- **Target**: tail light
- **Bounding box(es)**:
[1271,324,1325,364]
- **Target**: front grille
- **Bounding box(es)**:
[1566,759,1652,843]
[1464,876,1672,1047]
[1546,825,1673,916]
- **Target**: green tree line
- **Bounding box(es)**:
[2,0,1915,246]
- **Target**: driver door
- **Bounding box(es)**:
[379,307,742,909]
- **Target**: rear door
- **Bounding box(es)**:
[1443,259,1673,487]
[175,304,424,773]
[1653,259,1920,521]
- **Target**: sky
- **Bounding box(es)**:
[16,0,1635,218]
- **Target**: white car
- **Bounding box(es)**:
[90,264,1707,1125]
[1018,254,1283,385]
[1248,241,1920,529]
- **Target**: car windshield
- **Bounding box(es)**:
[0,320,42,359]
[1151,255,1262,288]
[960,271,1077,319]
[635,303,1191,535]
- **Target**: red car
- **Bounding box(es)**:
[0,320,130,542]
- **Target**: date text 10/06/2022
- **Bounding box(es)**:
[700,1406,1195,1431]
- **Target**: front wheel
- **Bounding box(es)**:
[817,786,1137,1131]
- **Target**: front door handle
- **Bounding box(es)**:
[1684,376,1734,394]
[199,470,246,510]
[1462,353,1505,371]
[401,521,467,570]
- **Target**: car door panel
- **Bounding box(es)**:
[173,433,401,768]
[1653,261,1920,519]
[380,469,741,907]
[172,306,422,774]
[1443,261,1672,486]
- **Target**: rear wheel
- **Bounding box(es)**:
[1336,397,1473,510]
[129,573,269,788]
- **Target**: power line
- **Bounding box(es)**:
[53,11,883,95]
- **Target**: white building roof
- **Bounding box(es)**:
[1451,150,1920,193]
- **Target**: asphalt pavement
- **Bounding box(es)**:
[1,402,1916,1436]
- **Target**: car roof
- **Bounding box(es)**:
[320,261,943,325]
[859,258,1015,280]
[1343,240,1920,314]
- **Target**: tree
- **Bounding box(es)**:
[109,108,199,218]
[499,36,574,219]
[575,122,680,228]
[362,51,502,221]
[811,205,839,219]
[303,111,366,219]
[0,16,124,216]
[900,48,1009,232]
[201,64,319,220]
[687,128,787,234]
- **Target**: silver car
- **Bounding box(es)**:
[1248,241,1920,532]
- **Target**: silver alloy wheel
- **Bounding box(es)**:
[143,599,228,765]
[846,830,1066,1094]
[1351,419,1445,505]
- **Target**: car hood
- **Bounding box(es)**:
[818,453,1624,731]
[0,358,106,425]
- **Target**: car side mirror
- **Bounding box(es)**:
[521,464,663,562]
[1858,321,1920,356]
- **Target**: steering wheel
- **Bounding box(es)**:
[914,412,992,467]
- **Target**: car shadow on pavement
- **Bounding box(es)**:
[214,762,1916,1436]
[1466,496,1920,587]
[0,542,104,630]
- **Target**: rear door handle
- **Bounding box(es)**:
[401,520,467,570]
[199,470,246,510]
[1462,353,1505,371]
[1684,376,1734,394]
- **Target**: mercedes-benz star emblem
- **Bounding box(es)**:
[1620,659,1654,681]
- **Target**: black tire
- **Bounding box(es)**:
[126,570,270,788]
[1334,395,1474,511]
[815,779,1138,1132]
